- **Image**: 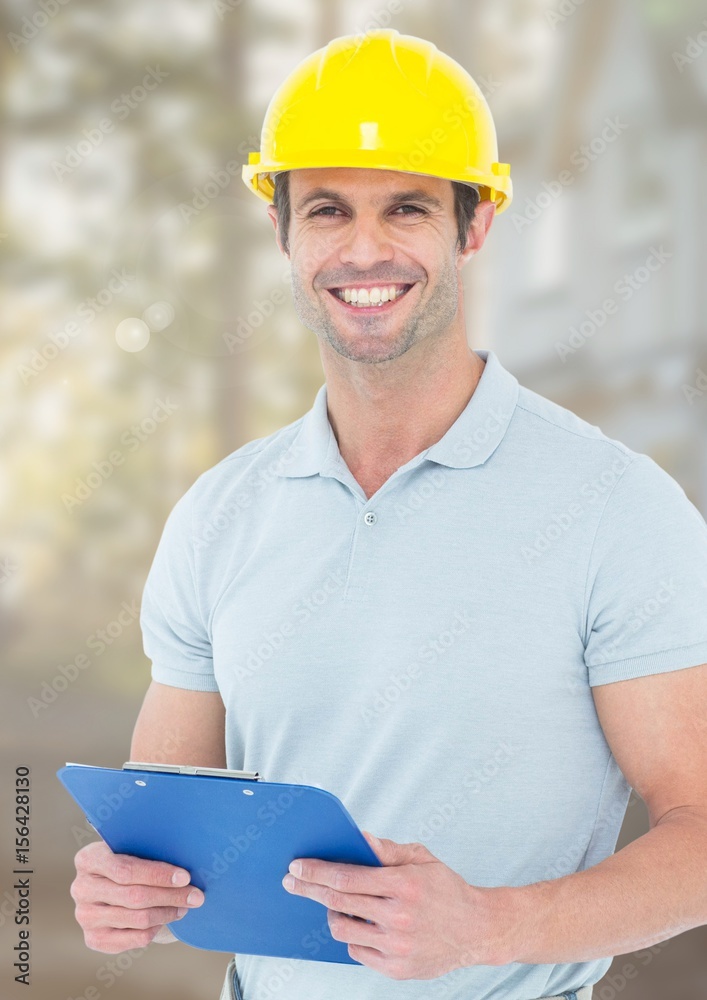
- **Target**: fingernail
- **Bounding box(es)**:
[176,907,188,917]
[187,888,203,906]
[172,870,190,885]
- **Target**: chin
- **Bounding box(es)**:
[329,336,411,364]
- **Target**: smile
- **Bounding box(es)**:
[327,283,414,310]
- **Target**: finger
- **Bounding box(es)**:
[72,873,204,910]
[284,877,390,924]
[327,909,386,951]
[346,941,393,974]
[83,926,161,954]
[76,843,191,888]
[76,902,189,931]
[288,858,397,897]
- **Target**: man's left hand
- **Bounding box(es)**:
[281,830,501,980]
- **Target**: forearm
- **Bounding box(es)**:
[487,808,707,965]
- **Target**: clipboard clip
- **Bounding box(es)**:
[123,761,261,781]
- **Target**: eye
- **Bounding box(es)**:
[309,206,344,217]
[308,204,426,218]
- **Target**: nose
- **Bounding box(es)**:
[337,212,394,271]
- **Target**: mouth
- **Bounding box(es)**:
[326,283,415,312]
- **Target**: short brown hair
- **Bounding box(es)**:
[271,171,480,256]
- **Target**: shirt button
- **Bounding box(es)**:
[363,511,377,525]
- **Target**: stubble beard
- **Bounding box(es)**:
[289,257,462,365]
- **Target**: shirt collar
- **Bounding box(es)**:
[274,349,519,478]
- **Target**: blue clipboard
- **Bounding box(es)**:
[57,762,383,964]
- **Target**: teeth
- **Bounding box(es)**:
[334,285,409,307]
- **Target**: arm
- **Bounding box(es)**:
[275,665,707,978]
[71,682,226,953]
[129,679,226,766]
[489,662,707,964]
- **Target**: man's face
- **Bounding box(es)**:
[268,167,482,365]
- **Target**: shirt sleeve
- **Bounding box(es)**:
[139,486,219,692]
[583,452,707,686]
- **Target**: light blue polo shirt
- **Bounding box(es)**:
[140,348,707,1000]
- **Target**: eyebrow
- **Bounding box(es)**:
[294,187,445,212]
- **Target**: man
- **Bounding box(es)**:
[70,29,707,1000]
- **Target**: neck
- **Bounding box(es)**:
[320,334,486,489]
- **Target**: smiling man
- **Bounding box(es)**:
[70,28,707,1000]
[284,170,486,363]
[272,165,495,500]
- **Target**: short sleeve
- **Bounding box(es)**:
[139,487,219,692]
[584,452,707,685]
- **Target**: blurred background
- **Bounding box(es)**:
[1,0,706,997]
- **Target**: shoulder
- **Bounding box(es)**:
[513,385,704,530]
[183,412,307,511]
[512,382,639,483]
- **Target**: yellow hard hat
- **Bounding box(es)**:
[241,29,512,213]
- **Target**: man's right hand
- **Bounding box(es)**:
[71,840,205,953]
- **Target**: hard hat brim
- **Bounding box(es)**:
[242,158,512,214]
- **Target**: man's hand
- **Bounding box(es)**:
[71,841,205,953]
[281,830,501,980]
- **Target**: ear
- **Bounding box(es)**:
[267,205,289,259]
[457,199,496,268]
